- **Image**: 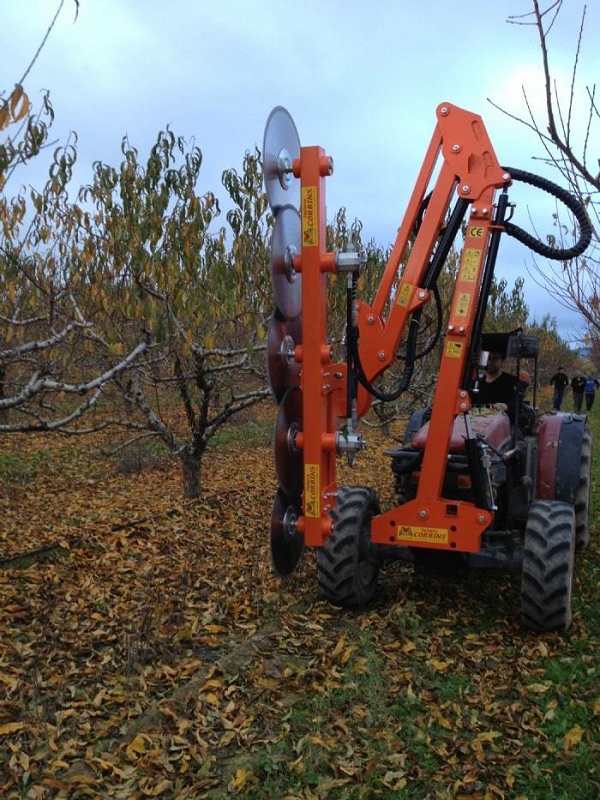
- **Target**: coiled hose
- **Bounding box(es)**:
[502,166,592,260]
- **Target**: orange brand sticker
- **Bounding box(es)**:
[302,187,318,247]
[397,525,449,544]
[304,463,320,517]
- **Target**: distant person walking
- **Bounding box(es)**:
[550,366,569,411]
[584,375,600,411]
[570,371,586,413]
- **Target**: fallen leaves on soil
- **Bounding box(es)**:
[0,407,599,799]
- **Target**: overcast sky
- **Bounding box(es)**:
[3,0,598,343]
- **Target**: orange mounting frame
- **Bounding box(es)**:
[294,102,511,552]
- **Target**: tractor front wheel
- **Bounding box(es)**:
[317,486,380,608]
[521,500,575,633]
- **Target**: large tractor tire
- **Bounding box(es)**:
[317,486,380,608]
[575,426,593,551]
[521,500,575,633]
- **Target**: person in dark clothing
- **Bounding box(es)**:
[550,366,569,410]
[584,375,600,410]
[570,371,586,413]
[472,351,519,419]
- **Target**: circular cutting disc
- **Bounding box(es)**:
[274,386,303,497]
[263,105,301,213]
[267,310,302,403]
[270,486,304,577]
[271,205,302,320]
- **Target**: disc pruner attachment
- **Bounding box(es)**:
[270,487,304,576]
[263,106,301,213]
[270,205,302,320]
[266,310,302,403]
[274,386,303,497]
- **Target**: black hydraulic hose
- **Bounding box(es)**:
[503,166,592,260]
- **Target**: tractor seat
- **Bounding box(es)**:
[411,411,512,454]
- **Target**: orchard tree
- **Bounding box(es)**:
[0,0,148,431]
[72,132,272,497]
[494,0,599,337]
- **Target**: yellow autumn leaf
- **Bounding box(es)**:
[147,779,173,796]
[475,730,502,743]
[0,721,24,735]
[528,683,550,693]
[563,724,584,751]
[230,767,252,791]
[9,84,30,122]
[429,659,450,672]
[127,733,150,755]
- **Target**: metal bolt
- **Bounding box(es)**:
[460,403,468,411]
[378,351,386,361]
[418,509,427,519]
[418,290,427,300]
[481,208,489,216]
[478,515,486,524]
[366,315,375,325]
[461,185,470,194]
[452,144,461,153]
[502,172,511,181]
[440,106,449,116]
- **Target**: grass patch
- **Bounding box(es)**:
[208,417,272,450]
[0,449,52,483]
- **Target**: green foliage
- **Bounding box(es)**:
[483,275,529,333]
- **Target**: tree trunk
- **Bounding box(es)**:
[180,449,202,499]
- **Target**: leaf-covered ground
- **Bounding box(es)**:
[0,406,599,799]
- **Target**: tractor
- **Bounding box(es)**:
[262,102,592,632]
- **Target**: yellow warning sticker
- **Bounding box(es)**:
[460,248,481,281]
[396,283,413,307]
[455,292,471,317]
[397,525,449,544]
[302,187,318,247]
[304,463,320,517]
[445,341,463,359]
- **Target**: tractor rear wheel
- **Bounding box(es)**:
[521,500,575,633]
[575,426,592,551]
[317,486,380,608]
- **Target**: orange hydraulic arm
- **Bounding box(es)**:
[293,102,511,552]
